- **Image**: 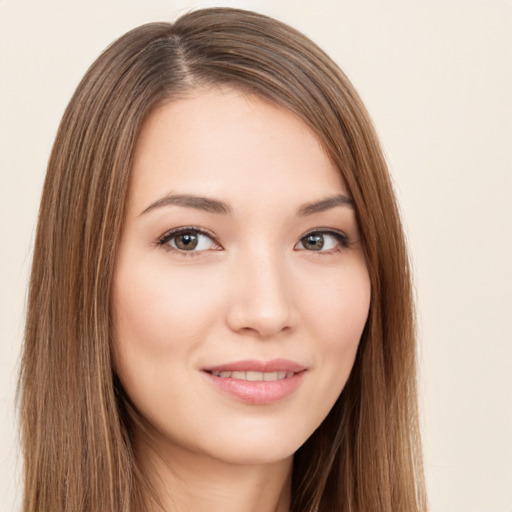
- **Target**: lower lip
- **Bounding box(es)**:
[204,371,305,405]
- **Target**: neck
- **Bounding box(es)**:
[134,430,293,512]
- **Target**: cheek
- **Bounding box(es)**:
[300,260,371,347]
[298,261,370,400]
[113,261,221,352]
[110,261,224,402]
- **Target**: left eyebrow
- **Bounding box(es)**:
[296,194,354,216]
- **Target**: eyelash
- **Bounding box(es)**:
[155,226,220,258]
[297,229,350,253]
[155,226,350,257]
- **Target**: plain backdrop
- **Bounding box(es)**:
[1,1,511,510]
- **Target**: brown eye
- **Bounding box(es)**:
[157,228,218,253]
[301,234,325,251]
[295,230,349,252]
[173,232,199,250]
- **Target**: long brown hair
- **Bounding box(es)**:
[20,7,427,511]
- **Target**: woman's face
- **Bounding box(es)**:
[112,87,370,466]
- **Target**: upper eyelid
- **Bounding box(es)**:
[157,226,347,239]
[298,227,349,242]
[300,227,347,237]
[157,226,218,243]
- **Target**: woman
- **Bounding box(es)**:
[19,7,427,512]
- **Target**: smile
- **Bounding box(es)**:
[209,370,296,381]
[202,359,307,405]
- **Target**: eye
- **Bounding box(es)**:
[295,230,349,253]
[156,227,220,254]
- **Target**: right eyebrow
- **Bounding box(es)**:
[139,193,232,216]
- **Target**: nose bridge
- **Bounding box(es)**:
[226,243,296,337]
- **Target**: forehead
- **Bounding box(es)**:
[129,87,347,212]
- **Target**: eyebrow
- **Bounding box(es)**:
[296,194,354,216]
[140,192,354,217]
[140,193,232,216]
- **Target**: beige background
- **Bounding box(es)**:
[1,1,511,510]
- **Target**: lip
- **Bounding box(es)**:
[202,359,307,405]
[203,358,306,374]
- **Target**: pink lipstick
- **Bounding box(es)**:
[202,359,306,405]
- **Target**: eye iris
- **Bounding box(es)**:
[175,233,198,250]
[303,234,324,250]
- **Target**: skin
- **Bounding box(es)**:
[112,87,371,512]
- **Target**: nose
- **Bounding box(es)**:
[225,249,297,339]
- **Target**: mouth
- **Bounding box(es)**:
[202,359,307,405]
[208,370,296,381]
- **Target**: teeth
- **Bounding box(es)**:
[210,370,294,381]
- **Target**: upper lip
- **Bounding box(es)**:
[203,358,307,374]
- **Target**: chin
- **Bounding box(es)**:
[189,417,320,466]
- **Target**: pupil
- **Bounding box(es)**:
[176,233,198,250]
[306,234,324,250]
